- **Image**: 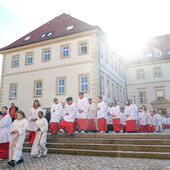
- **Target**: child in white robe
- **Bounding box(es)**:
[31,111,48,158]
[8,111,28,167]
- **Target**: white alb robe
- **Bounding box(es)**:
[110,105,121,119]
[97,101,108,120]
[31,117,48,157]
[139,111,146,125]
[130,104,139,120]
[145,112,152,125]
[9,119,28,161]
[50,103,62,123]
[88,103,96,120]
[124,106,134,121]
[0,114,12,143]
[28,107,43,131]
[107,106,113,124]
[120,112,126,125]
[76,97,88,119]
[63,103,77,122]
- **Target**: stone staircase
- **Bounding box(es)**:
[23,133,170,159]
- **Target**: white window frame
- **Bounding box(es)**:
[34,81,42,97]
[80,75,89,93]
[26,53,33,65]
[43,49,50,61]
[80,41,88,55]
[137,69,145,79]
[153,66,161,77]
[62,46,69,58]
[57,78,65,95]
[10,84,17,99]
[12,56,19,67]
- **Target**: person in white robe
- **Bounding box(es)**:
[120,107,126,133]
[0,106,12,159]
[31,111,48,158]
[97,97,108,133]
[154,111,161,133]
[28,100,43,144]
[50,98,62,135]
[130,99,139,131]
[59,97,77,137]
[87,98,97,132]
[75,92,88,133]
[110,100,122,132]
[8,111,28,167]
[139,107,146,133]
[107,102,113,133]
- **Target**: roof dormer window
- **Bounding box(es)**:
[24,36,32,41]
[154,49,162,57]
[47,31,53,36]
[41,33,46,38]
[66,25,74,31]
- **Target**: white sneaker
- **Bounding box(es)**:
[43,149,48,156]
[37,153,42,158]
[100,131,105,133]
[74,131,79,134]
[80,130,85,134]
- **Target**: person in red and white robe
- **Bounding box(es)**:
[28,100,43,144]
[50,98,62,136]
[107,102,113,133]
[75,92,88,133]
[139,107,146,133]
[124,100,136,132]
[150,111,155,133]
[110,100,122,133]
[167,115,170,128]
[87,98,97,133]
[0,106,12,160]
[142,106,152,133]
[97,96,107,133]
[59,97,77,137]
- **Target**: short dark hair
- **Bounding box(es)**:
[79,92,84,96]
[38,111,44,117]
[16,110,26,118]
[2,106,8,110]
[66,97,73,102]
[11,103,15,105]
[98,96,102,100]
[142,105,147,111]
[126,100,130,106]
[33,100,40,107]
[88,98,92,101]
[53,98,58,102]
[153,110,156,114]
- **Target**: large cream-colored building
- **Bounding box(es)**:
[0,13,126,114]
[126,34,170,115]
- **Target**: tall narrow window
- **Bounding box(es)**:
[61,45,69,58]
[138,91,147,104]
[116,87,119,101]
[107,80,110,97]
[34,81,42,97]
[101,76,105,95]
[12,55,19,67]
[26,52,33,65]
[10,84,17,99]
[43,49,50,62]
[136,68,145,79]
[80,75,89,92]
[57,78,65,95]
[79,41,88,55]
[112,84,115,99]
[153,66,161,77]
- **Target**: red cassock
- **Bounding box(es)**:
[151,125,155,132]
[59,119,74,134]
[126,120,136,132]
[87,119,96,131]
[29,131,36,144]
[98,118,107,132]
[50,122,59,134]
[146,124,151,133]
[113,118,123,132]
[162,123,165,129]
[75,118,86,130]
[0,142,9,159]
[139,125,146,132]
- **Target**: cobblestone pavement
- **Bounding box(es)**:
[0,153,170,170]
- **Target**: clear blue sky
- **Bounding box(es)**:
[1,0,170,76]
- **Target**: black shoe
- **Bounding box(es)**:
[16,157,24,164]
[8,160,15,167]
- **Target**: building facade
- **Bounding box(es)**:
[0,13,126,115]
[126,34,170,115]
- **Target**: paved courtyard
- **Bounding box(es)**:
[0,153,170,170]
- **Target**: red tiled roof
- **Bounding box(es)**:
[0,13,99,51]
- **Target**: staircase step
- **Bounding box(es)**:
[25,137,170,145]
[23,142,170,152]
[23,147,170,159]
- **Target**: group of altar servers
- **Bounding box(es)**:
[0,92,170,167]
